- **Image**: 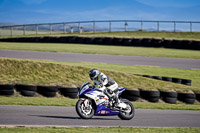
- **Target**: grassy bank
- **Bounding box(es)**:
[0,58,199,92]
[0,42,200,59]
[0,127,200,133]
[60,62,200,88]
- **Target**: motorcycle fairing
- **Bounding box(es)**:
[118,87,126,95]
[78,82,127,116]
[95,102,119,116]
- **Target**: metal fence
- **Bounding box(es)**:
[0,20,200,36]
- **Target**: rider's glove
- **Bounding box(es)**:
[96,85,101,88]
[99,83,103,87]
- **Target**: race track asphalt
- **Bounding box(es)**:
[0,105,200,128]
[0,50,200,69]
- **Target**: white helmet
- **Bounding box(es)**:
[89,68,99,80]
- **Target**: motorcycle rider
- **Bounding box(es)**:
[89,68,120,107]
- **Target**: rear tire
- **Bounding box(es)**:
[118,99,135,120]
[76,99,94,119]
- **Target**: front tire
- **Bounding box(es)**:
[76,99,94,119]
[118,99,135,120]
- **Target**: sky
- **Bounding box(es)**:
[0,0,200,24]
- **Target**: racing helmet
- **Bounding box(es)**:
[89,68,99,80]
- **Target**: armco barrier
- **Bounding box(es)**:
[0,36,200,50]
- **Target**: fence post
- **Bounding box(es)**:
[0,28,2,37]
[109,21,112,32]
[125,21,128,32]
[174,21,176,32]
[157,21,160,31]
[93,21,96,33]
[141,21,143,31]
[10,26,13,36]
[78,22,80,29]
[49,24,52,34]
[190,22,192,32]
[36,25,38,35]
[63,23,66,34]
[23,25,26,35]
[70,27,73,33]
[79,27,83,34]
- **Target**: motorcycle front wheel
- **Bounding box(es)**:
[76,99,94,119]
[118,99,135,120]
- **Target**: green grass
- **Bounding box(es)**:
[1,31,200,40]
[0,42,200,59]
[0,58,199,93]
[0,58,199,110]
[0,96,200,110]
[0,127,200,133]
[78,31,200,40]
[60,62,200,89]
[0,96,76,107]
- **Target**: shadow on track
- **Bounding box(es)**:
[30,115,119,120]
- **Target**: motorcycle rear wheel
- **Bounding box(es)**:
[118,99,135,120]
[76,99,94,119]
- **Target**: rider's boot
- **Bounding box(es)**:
[114,95,120,107]
[106,89,126,109]
[105,89,115,107]
[113,91,127,108]
[107,89,120,107]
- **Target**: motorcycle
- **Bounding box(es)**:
[75,82,135,120]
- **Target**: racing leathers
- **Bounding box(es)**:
[93,72,119,104]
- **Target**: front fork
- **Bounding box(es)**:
[80,98,90,107]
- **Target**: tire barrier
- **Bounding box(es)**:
[178,93,196,104]
[59,87,78,99]
[15,84,37,97]
[191,41,200,50]
[150,39,163,47]
[93,37,104,45]
[152,76,162,80]
[181,79,192,86]
[142,75,153,78]
[160,91,177,104]
[196,93,200,102]
[141,38,152,47]
[0,84,14,96]
[178,92,196,104]
[140,89,160,103]
[132,38,142,46]
[138,75,191,86]
[120,90,140,101]
[172,78,182,84]
[122,38,133,46]
[37,86,58,97]
[162,77,172,82]
[0,36,200,50]
[0,83,199,104]
[104,37,114,45]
